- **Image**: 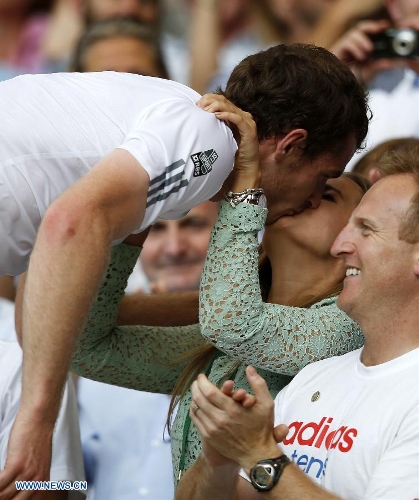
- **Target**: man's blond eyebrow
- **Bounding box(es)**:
[352,215,375,228]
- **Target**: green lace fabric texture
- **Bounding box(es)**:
[199,200,364,376]
[71,244,291,485]
[72,199,364,486]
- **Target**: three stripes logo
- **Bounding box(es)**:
[146,149,219,208]
[191,149,218,177]
[146,159,189,208]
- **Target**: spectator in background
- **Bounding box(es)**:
[137,201,219,292]
[352,136,419,183]
[331,0,419,169]
[83,0,161,26]
[188,0,386,93]
[69,15,168,77]
[289,0,387,48]
[0,0,57,80]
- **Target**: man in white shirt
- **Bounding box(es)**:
[177,149,419,499]
[0,43,369,495]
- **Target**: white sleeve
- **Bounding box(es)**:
[118,99,237,229]
[363,404,419,499]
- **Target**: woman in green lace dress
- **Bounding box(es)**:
[71,174,367,484]
[71,101,369,484]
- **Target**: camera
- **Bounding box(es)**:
[370,28,419,59]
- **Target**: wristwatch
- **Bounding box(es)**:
[225,188,267,208]
[249,454,291,492]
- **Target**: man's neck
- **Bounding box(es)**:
[360,322,419,367]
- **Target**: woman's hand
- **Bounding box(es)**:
[197,94,261,191]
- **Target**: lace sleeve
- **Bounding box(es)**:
[199,201,364,376]
[71,243,206,394]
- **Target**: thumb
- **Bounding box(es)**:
[273,424,289,443]
[245,365,271,404]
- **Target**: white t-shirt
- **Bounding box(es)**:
[273,348,419,499]
[0,341,86,499]
[77,378,174,500]
[0,72,237,275]
[347,67,419,170]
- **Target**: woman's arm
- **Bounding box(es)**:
[71,243,206,393]
[199,201,364,376]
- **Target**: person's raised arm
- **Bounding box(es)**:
[117,290,199,326]
[197,97,363,376]
[0,149,149,498]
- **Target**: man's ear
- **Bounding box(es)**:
[368,167,382,185]
[274,129,308,159]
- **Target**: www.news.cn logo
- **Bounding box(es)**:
[15,480,87,491]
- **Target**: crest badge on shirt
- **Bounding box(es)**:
[311,391,320,402]
[191,149,218,177]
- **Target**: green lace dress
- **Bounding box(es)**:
[71,202,364,486]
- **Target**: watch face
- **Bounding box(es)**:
[252,464,274,488]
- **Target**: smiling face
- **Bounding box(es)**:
[263,175,366,260]
[331,174,419,325]
[259,133,358,225]
[139,201,218,291]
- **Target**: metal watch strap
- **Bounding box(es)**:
[225,188,265,208]
[250,454,291,492]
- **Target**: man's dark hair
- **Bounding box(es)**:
[221,43,370,159]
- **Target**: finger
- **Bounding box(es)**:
[273,424,289,443]
[213,112,257,150]
[245,365,272,405]
[229,389,257,409]
[239,393,257,409]
[196,93,229,111]
[0,468,18,496]
[356,19,391,34]
[190,382,226,439]
[220,380,235,396]
[0,481,27,500]
[195,374,235,411]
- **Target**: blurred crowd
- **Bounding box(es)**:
[1,0,419,499]
[2,0,418,161]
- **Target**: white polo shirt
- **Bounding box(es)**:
[0,72,236,275]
